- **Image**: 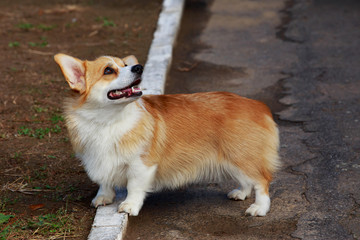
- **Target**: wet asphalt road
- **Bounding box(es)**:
[125,0,360,239]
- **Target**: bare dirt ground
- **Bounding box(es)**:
[0,0,161,239]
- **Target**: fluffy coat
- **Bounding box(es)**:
[54,54,280,216]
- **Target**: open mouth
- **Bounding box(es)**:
[107,79,142,100]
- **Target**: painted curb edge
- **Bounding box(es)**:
[87,0,185,239]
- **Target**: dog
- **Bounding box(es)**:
[54,53,280,217]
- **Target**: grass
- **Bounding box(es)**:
[96,16,116,27]
[16,22,57,31]
[17,111,64,139]
[103,18,116,27]
[8,41,20,48]
[0,208,77,239]
[0,214,14,240]
[65,21,77,29]
[16,23,34,30]
[9,36,49,49]
[0,198,18,212]
[28,36,48,48]
[1,172,89,237]
[12,152,21,159]
[18,125,62,139]
[33,106,48,113]
[1,193,78,239]
[37,24,57,31]
[33,168,48,181]
[50,114,64,124]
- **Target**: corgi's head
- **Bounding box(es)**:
[54,53,143,106]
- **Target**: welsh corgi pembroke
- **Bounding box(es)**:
[54,53,280,217]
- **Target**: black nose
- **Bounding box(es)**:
[131,64,143,75]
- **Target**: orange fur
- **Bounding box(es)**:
[138,93,280,189]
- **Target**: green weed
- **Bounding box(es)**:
[65,22,77,28]
[68,185,77,192]
[16,23,34,30]
[45,185,56,190]
[37,24,57,31]
[50,114,64,124]
[103,18,116,27]
[26,209,74,234]
[28,36,48,48]
[0,214,14,224]
[34,171,47,180]
[0,213,14,240]
[34,128,50,139]
[51,125,61,133]
[1,208,76,239]
[18,126,31,136]
[32,165,48,181]
[33,106,48,113]
[96,17,116,27]
[8,41,20,48]
[17,125,62,139]
[12,152,21,159]
[0,197,18,212]
[27,42,37,47]
[16,22,56,31]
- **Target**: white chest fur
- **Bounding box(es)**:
[65,101,144,186]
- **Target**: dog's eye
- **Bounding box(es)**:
[124,64,128,67]
[104,67,115,75]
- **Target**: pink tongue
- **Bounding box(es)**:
[122,88,133,97]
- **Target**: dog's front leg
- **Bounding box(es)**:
[118,161,157,216]
[91,184,115,207]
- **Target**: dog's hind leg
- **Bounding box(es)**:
[226,164,254,201]
[226,164,271,216]
[245,180,270,216]
[227,182,252,201]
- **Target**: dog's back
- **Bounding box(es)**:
[139,92,280,216]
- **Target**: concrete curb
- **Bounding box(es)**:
[87,190,127,240]
[87,0,185,239]
[142,0,185,95]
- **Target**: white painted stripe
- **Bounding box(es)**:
[142,0,185,96]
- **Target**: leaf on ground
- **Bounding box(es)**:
[29,204,45,211]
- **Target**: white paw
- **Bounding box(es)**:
[227,189,250,201]
[91,195,114,208]
[245,203,269,216]
[118,201,141,216]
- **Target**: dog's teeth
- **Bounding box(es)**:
[115,90,123,95]
[132,87,141,93]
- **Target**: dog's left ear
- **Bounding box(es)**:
[54,53,86,94]
[122,55,139,66]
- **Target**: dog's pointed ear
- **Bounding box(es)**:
[54,53,86,93]
[122,55,139,66]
